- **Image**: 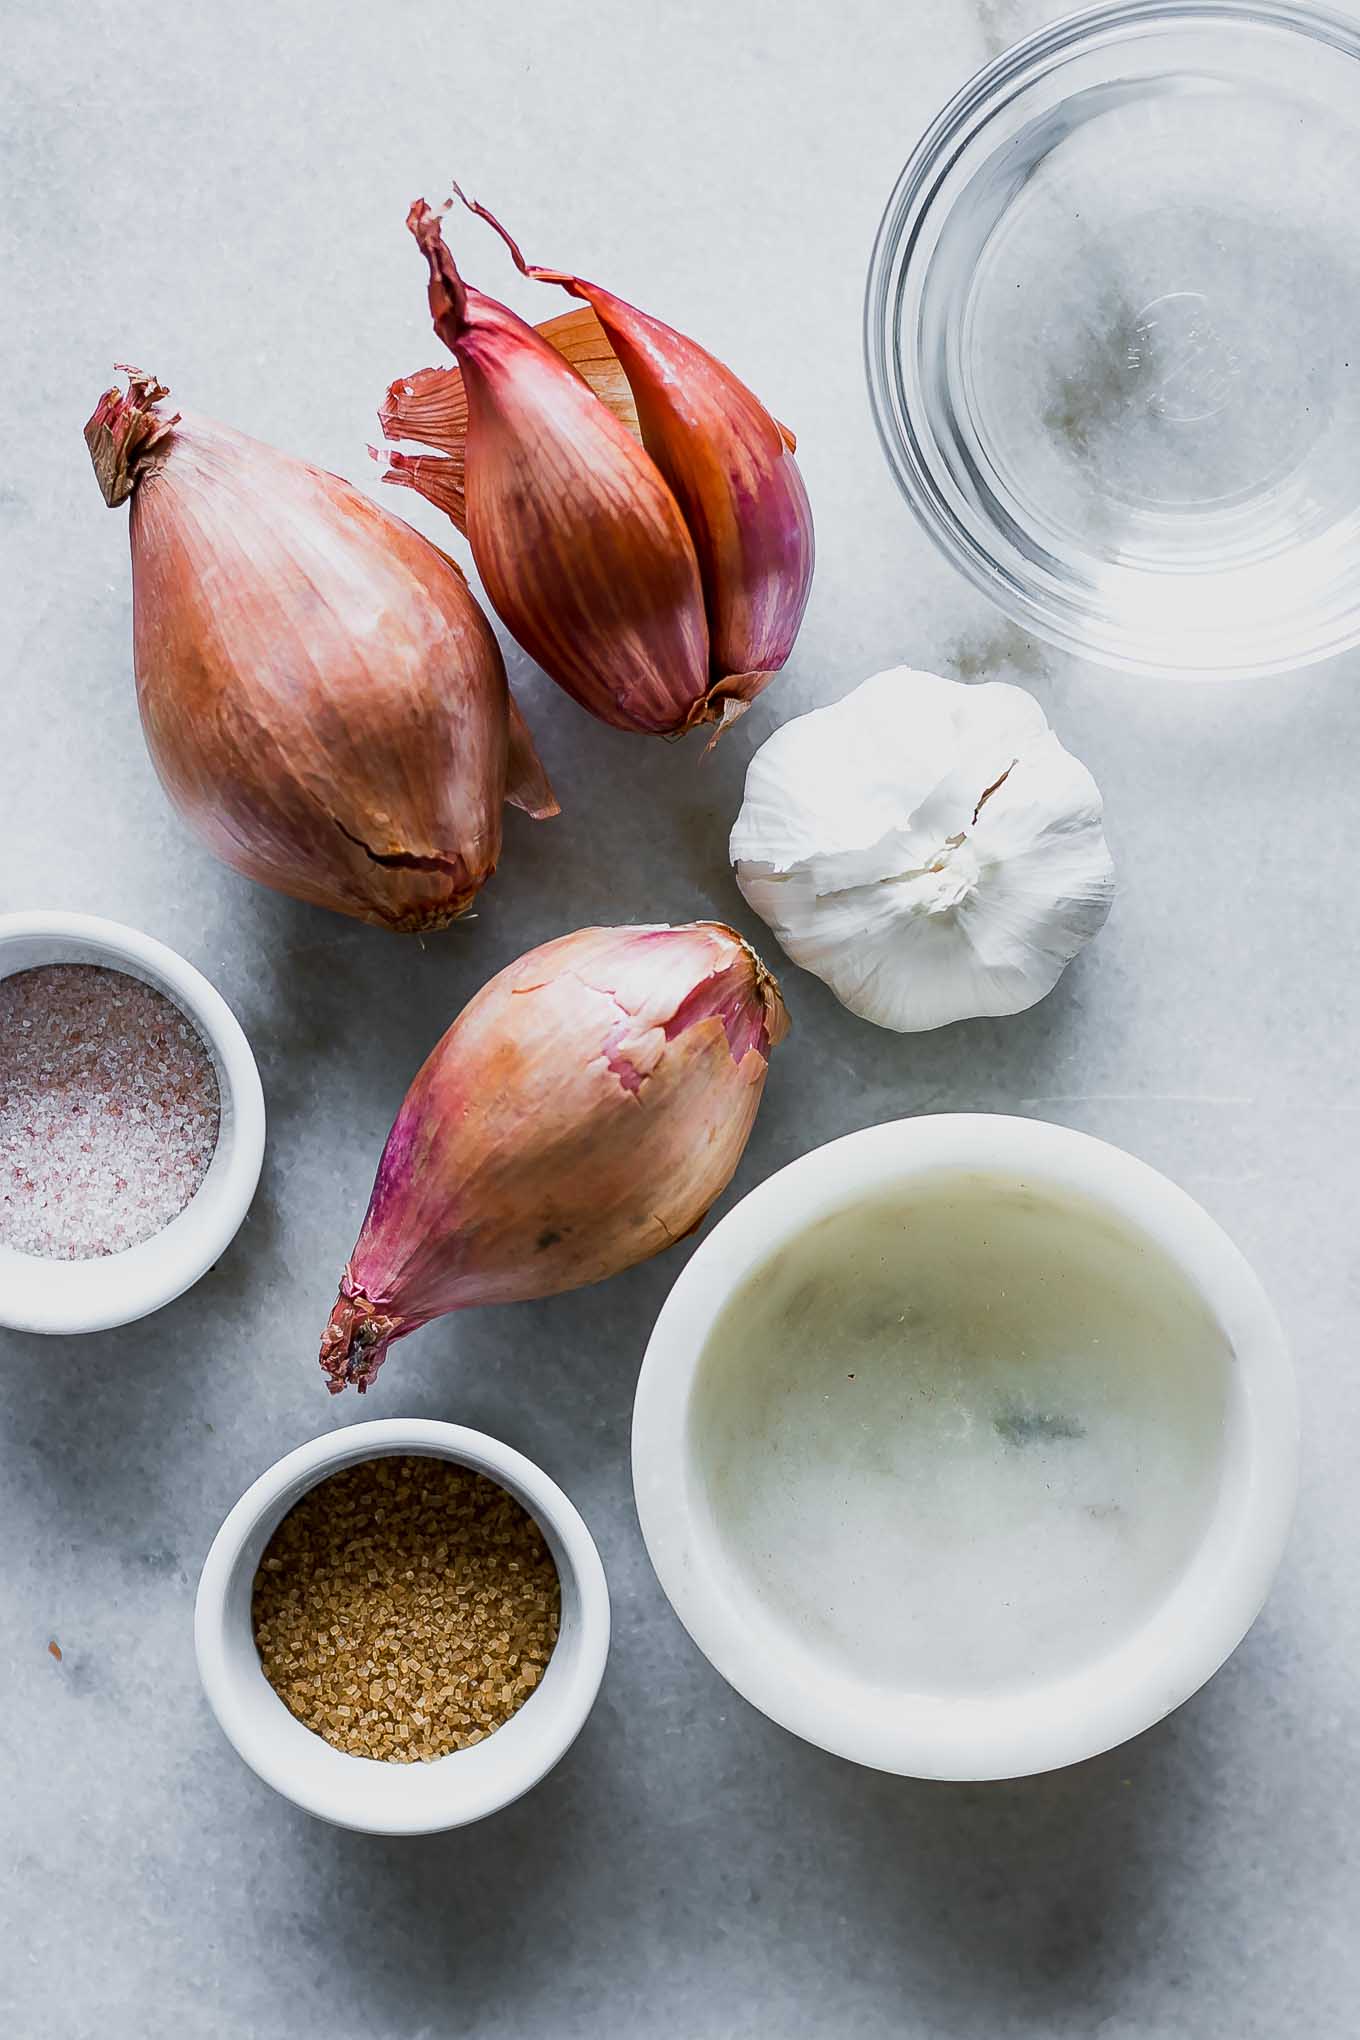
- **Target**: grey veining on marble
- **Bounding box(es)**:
[2,2,1357,2035]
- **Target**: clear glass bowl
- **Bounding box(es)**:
[865,0,1360,677]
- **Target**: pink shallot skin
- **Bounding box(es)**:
[572,276,815,698]
[379,303,641,538]
[408,202,714,737]
[458,191,815,702]
[320,923,788,1393]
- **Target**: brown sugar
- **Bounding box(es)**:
[251,1455,561,1762]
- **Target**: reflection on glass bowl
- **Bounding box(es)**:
[866,0,1360,677]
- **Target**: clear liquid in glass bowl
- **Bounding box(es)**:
[865,0,1360,676]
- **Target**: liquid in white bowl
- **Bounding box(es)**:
[690,1170,1232,1698]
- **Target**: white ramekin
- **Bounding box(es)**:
[632,1114,1298,1782]
[0,910,265,1334]
[195,1418,611,1834]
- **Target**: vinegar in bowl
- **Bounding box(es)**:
[690,1171,1232,1698]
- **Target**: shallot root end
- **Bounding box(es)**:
[328,818,489,930]
[687,673,774,749]
[319,1293,403,1395]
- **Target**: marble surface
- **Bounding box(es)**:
[3,2,1358,2034]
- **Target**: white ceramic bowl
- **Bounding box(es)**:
[632,1115,1298,1781]
[0,910,265,1333]
[195,1419,611,1834]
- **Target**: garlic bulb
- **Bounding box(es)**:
[730,666,1115,1032]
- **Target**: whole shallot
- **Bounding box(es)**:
[380,194,814,737]
[321,922,788,1393]
[85,369,555,933]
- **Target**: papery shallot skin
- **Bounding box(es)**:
[320,922,789,1393]
[560,276,815,694]
[408,204,713,737]
[384,196,815,728]
[380,304,641,537]
[85,371,554,933]
[464,191,815,692]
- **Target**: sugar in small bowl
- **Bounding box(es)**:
[196,1420,611,1834]
[0,911,265,1334]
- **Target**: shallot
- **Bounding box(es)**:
[85,369,555,933]
[320,922,788,1392]
[379,195,814,736]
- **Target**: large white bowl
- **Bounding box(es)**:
[0,910,265,1333]
[195,1419,611,1834]
[632,1115,1298,1781]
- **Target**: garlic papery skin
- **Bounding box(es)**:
[730,666,1115,1032]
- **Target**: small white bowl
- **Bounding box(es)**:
[0,910,265,1333]
[632,1115,1298,1782]
[195,1419,611,1834]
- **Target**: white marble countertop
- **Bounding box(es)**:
[4,2,1357,2034]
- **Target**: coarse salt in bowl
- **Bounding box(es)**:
[195,1419,611,1834]
[0,910,265,1334]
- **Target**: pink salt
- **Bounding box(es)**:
[0,963,221,1262]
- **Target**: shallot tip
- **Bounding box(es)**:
[319,1292,403,1395]
[450,183,576,298]
[406,198,475,344]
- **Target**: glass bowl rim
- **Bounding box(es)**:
[863,0,1360,678]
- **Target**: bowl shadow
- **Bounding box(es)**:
[255,1715,614,2027]
[240,1637,1248,2037]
